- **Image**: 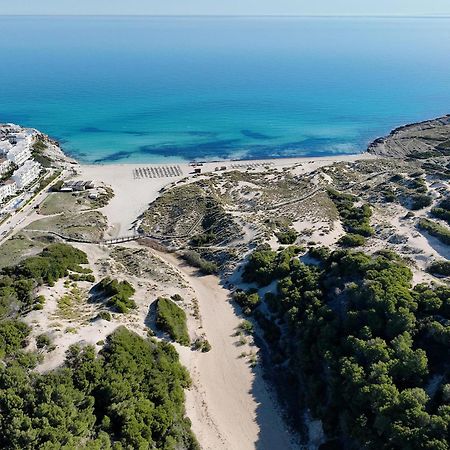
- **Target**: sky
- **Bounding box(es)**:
[0,0,449,16]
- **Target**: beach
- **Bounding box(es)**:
[77,154,370,238]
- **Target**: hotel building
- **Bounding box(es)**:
[12,160,41,189]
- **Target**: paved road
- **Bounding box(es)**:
[0,170,66,246]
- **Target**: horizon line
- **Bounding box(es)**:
[1,14,450,18]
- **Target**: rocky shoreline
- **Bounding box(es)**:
[367,114,450,159]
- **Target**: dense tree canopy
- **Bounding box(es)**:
[0,327,198,450]
[242,246,450,449]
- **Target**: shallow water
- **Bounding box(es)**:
[1,16,450,163]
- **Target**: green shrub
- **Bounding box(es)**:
[0,320,30,358]
[243,244,302,286]
[96,277,136,313]
[190,232,216,247]
[181,250,218,275]
[201,340,212,352]
[338,233,366,247]
[391,174,404,182]
[9,243,89,285]
[193,336,211,352]
[308,246,331,261]
[96,311,112,321]
[409,177,427,193]
[427,261,450,277]
[254,311,281,344]
[234,291,260,315]
[418,218,450,245]
[410,194,433,210]
[69,273,95,282]
[156,297,190,346]
[383,190,396,202]
[431,207,450,224]
[36,334,51,349]
[431,197,450,224]
[328,189,373,237]
[276,228,298,245]
[237,320,254,334]
[34,295,46,308]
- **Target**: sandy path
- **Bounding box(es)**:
[156,251,297,450]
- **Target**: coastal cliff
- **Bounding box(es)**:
[367,114,450,159]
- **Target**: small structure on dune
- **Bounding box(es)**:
[58,180,95,192]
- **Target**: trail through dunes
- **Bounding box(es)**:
[155,251,297,450]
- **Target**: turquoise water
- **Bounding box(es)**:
[1,16,450,164]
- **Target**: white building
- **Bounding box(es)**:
[0,139,13,156]
[0,158,12,176]
[6,139,32,166]
[12,160,41,189]
[0,180,17,204]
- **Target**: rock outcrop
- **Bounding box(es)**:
[367,114,450,159]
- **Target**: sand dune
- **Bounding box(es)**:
[77,155,366,238]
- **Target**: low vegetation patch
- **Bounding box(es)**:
[427,260,450,277]
[431,197,450,224]
[328,189,374,238]
[234,291,261,315]
[56,285,87,320]
[276,228,298,245]
[26,210,108,242]
[155,297,190,346]
[181,250,218,275]
[36,333,52,350]
[190,232,216,247]
[96,277,136,313]
[338,233,366,247]
[192,336,211,352]
[236,320,254,334]
[95,310,112,321]
[418,218,450,245]
[410,193,433,210]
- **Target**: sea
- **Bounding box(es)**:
[1,16,450,164]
